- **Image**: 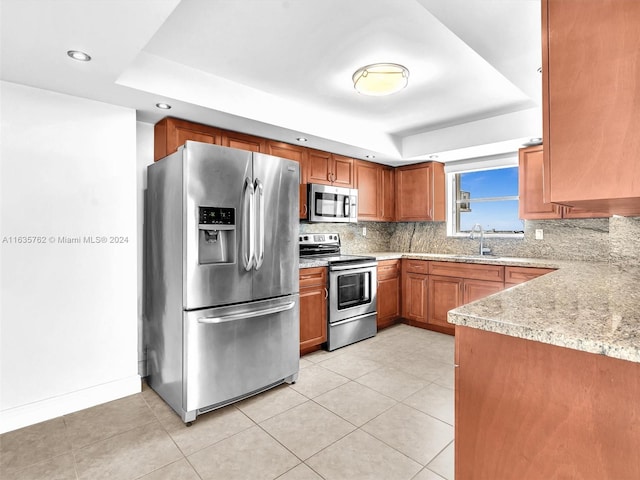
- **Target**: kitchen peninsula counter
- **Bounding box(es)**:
[304,252,639,364]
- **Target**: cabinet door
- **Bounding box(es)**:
[332,154,354,187]
[428,275,462,334]
[402,272,428,326]
[221,130,266,152]
[154,117,221,161]
[355,160,380,220]
[380,166,395,221]
[542,0,640,214]
[299,267,327,354]
[396,162,445,221]
[377,260,400,329]
[463,279,503,304]
[505,266,555,286]
[299,285,327,353]
[307,149,332,185]
[518,146,562,220]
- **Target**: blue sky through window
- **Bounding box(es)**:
[457,167,523,233]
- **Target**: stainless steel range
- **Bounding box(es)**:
[299,233,377,351]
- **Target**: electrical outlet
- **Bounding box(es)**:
[362,227,367,237]
[535,229,544,240]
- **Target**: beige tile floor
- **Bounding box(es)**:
[0,324,455,480]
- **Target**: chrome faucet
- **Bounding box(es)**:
[469,223,490,255]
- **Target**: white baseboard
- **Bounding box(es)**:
[0,375,142,434]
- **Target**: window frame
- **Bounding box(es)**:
[445,157,524,239]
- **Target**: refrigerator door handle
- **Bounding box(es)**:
[242,177,255,271]
[197,300,296,324]
[254,178,265,270]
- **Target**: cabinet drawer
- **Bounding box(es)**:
[429,261,504,282]
[504,266,555,285]
[299,267,327,287]
[403,259,429,275]
[377,259,400,280]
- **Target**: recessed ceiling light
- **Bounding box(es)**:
[155,103,172,110]
[353,63,409,96]
[428,154,439,160]
[67,50,91,62]
[296,137,308,142]
[365,154,375,159]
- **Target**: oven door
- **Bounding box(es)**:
[329,263,377,323]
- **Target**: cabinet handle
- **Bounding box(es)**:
[324,288,329,299]
[303,204,308,215]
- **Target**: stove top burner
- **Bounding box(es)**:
[299,232,376,268]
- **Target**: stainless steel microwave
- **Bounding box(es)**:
[308,184,358,223]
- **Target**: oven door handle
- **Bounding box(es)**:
[330,261,378,272]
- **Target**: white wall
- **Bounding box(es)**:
[0,81,139,433]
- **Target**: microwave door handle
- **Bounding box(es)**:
[242,177,255,271]
[254,178,265,270]
[343,195,350,218]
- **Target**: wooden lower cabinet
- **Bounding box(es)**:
[376,260,401,329]
[401,260,429,327]
[456,326,640,479]
[299,267,327,354]
[402,260,506,335]
[463,279,504,303]
[427,276,463,334]
[505,265,555,287]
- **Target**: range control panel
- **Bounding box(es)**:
[199,206,235,226]
[299,233,340,246]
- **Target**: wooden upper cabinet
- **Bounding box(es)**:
[154,117,221,161]
[355,160,380,220]
[542,0,640,215]
[332,154,354,187]
[519,146,609,219]
[220,130,266,153]
[519,146,562,220]
[380,166,395,221]
[354,160,395,221]
[395,162,445,221]
[307,149,353,187]
[307,149,332,185]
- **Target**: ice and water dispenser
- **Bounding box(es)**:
[198,206,236,264]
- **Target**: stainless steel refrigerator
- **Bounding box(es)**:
[145,141,300,424]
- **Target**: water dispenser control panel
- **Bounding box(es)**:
[198,206,236,265]
[199,206,235,226]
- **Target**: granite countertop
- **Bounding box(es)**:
[299,252,640,364]
[448,261,640,363]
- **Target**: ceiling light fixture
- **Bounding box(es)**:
[365,154,375,159]
[296,137,308,142]
[352,63,409,96]
[428,154,439,160]
[67,50,91,62]
[155,103,172,110]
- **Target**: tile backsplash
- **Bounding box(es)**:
[300,216,640,264]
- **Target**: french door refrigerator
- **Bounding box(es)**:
[145,141,300,424]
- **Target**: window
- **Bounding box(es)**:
[446,160,523,237]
